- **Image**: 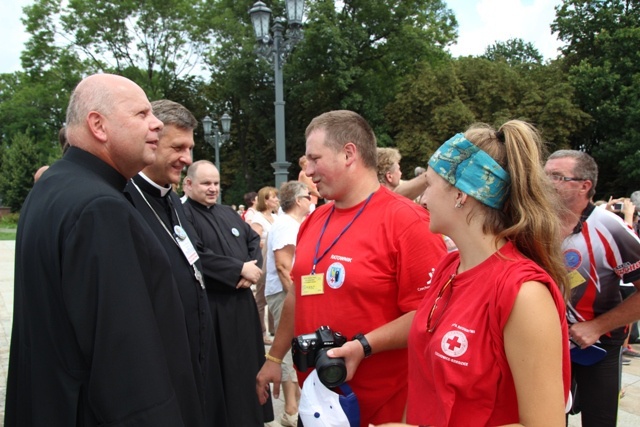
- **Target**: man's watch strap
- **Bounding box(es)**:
[352,333,372,358]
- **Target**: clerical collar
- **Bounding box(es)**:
[138,172,172,197]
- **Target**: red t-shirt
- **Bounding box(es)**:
[292,186,447,426]
[407,241,571,426]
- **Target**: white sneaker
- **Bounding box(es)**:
[279,411,298,427]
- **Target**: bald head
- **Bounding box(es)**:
[67,74,132,130]
[34,165,49,183]
[186,160,220,207]
[64,74,163,179]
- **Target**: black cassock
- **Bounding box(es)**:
[6,148,203,426]
[184,199,274,426]
[125,174,223,426]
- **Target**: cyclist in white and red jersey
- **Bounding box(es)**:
[546,149,640,427]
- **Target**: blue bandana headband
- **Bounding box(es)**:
[428,133,511,209]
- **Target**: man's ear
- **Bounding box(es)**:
[582,180,594,197]
[385,171,394,185]
[87,111,108,143]
[344,142,357,166]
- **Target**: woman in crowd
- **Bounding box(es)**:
[242,191,258,223]
[251,186,280,243]
[298,155,320,211]
[379,121,571,427]
[264,181,312,426]
[251,186,279,344]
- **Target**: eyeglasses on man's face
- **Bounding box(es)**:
[298,194,311,200]
[547,174,588,183]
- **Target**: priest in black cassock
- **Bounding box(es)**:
[183,160,275,426]
[124,100,221,427]
[6,75,203,426]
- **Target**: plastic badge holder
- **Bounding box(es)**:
[570,340,607,366]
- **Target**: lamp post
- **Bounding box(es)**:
[249,0,305,188]
[203,112,232,203]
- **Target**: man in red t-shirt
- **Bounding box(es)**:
[256,110,447,426]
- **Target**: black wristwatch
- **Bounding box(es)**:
[352,333,372,358]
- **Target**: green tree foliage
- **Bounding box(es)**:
[385,60,474,171]
[0,0,217,206]
[0,2,91,150]
[0,70,77,154]
[552,0,640,197]
[197,0,281,199]
[386,57,589,172]
[8,0,622,204]
[286,0,458,145]
[552,0,640,67]
[0,133,44,212]
[529,61,592,149]
[202,0,459,202]
[21,0,216,97]
[482,38,544,67]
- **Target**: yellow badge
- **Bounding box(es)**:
[301,274,324,296]
[568,270,586,289]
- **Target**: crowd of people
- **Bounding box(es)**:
[6,73,640,427]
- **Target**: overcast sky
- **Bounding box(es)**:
[447,0,563,59]
[0,0,564,74]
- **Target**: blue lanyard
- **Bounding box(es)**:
[311,193,374,274]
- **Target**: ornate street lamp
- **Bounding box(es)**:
[249,0,305,188]
[203,112,232,203]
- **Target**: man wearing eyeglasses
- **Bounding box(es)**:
[545,149,640,427]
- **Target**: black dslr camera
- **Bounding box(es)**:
[291,326,347,388]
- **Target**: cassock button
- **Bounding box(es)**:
[231,227,240,237]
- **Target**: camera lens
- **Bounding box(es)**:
[315,348,347,388]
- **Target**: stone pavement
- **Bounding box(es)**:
[1,239,640,425]
[0,240,14,421]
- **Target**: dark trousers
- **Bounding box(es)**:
[621,286,639,342]
[569,344,622,427]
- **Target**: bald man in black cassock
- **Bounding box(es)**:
[5,75,204,426]
[183,160,275,426]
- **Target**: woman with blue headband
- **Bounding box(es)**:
[377,121,571,427]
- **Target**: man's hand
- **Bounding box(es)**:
[236,278,253,289]
[570,320,605,349]
[256,360,282,404]
[241,260,262,283]
[325,340,366,382]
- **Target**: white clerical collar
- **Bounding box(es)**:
[139,172,172,197]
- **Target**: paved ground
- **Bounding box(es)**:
[1,240,639,425]
[0,241,13,421]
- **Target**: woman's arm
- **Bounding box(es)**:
[250,222,264,247]
[274,245,295,293]
[503,280,566,427]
